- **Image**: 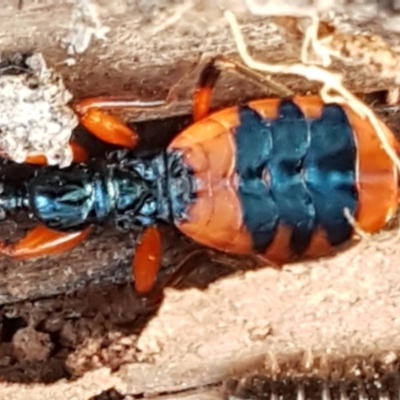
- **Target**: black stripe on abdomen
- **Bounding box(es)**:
[235,99,357,255]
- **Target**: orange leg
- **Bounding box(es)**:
[132,227,205,299]
[0,225,91,259]
[133,231,208,298]
[133,248,209,311]
[133,226,162,294]
[193,61,222,122]
[73,97,168,149]
[193,56,293,122]
[24,141,88,165]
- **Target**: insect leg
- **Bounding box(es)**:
[73,97,168,149]
[133,226,162,294]
[193,55,294,121]
[24,141,88,165]
[0,225,91,259]
[134,248,209,310]
[193,60,222,121]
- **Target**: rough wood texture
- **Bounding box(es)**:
[2,0,400,399]
[2,237,400,398]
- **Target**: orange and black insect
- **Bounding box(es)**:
[0,57,398,296]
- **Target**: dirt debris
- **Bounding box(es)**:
[0,53,77,167]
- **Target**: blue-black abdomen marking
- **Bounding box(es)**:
[235,99,357,256]
[304,104,357,245]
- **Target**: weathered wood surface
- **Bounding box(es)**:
[1,1,400,399]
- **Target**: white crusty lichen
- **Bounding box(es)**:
[0,53,78,167]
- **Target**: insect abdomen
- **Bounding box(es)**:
[170,96,398,263]
[236,100,357,256]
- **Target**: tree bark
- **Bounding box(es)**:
[1,1,400,399]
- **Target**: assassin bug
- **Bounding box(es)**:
[0,56,398,297]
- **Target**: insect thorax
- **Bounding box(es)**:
[9,149,196,232]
